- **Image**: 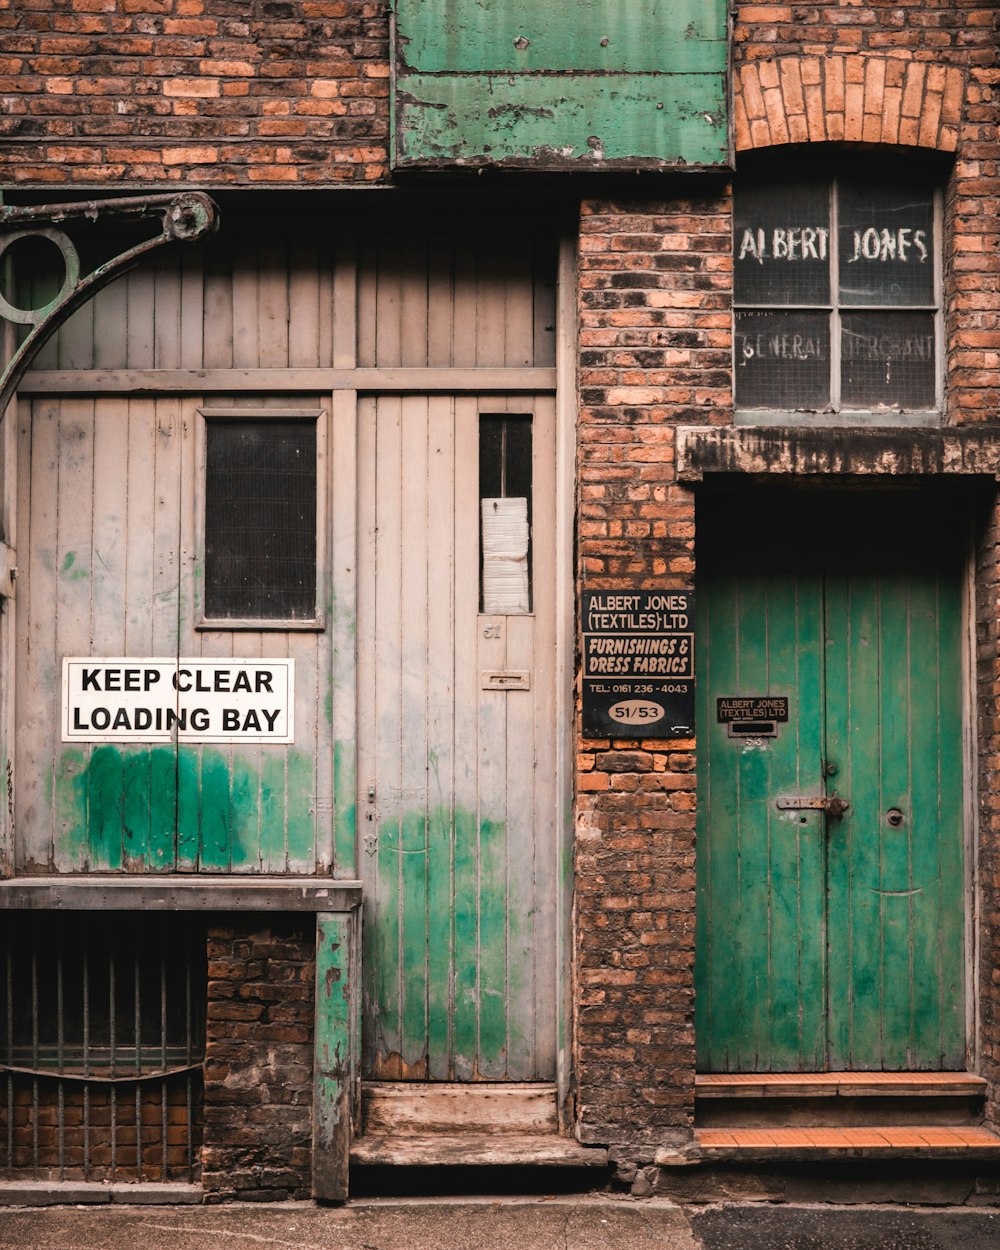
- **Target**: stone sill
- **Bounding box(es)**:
[0,1181,202,1205]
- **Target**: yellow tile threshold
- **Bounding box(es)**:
[695,1071,988,1098]
[691,1124,1000,1160]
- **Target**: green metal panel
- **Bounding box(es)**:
[392,0,729,169]
[696,497,966,1072]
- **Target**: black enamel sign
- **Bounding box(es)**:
[716,696,789,724]
[582,590,694,739]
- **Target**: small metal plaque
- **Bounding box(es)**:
[717,696,789,724]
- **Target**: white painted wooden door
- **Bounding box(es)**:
[357,393,558,1081]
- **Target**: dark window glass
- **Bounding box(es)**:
[734,174,938,415]
[734,311,830,410]
[205,418,317,620]
[841,312,937,409]
[838,183,935,306]
[733,182,831,306]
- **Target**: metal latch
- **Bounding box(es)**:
[775,794,850,817]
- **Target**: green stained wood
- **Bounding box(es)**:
[198,749,231,869]
[392,0,728,168]
[59,744,322,873]
[425,797,453,1079]
[122,750,152,865]
[313,911,358,1202]
[286,751,316,869]
[147,747,177,867]
[451,806,480,1079]
[477,815,508,1072]
[175,747,200,869]
[400,809,429,1059]
[86,745,125,870]
[333,741,357,877]
[260,752,287,872]
[697,498,966,1073]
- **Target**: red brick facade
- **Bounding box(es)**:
[574,196,729,1145]
[0,0,389,185]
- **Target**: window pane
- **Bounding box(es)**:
[838,183,935,306]
[735,311,831,410]
[479,414,532,614]
[841,312,937,409]
[205,419,317,619]
[734,183,831,306]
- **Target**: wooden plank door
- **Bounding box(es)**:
[15,396,336,874]
[357,394,558,1081]
[695,498,966,1072]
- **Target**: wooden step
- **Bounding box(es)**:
[351,1133,609,1168]
[695,1071,988,1129]
[691,1124,1000,1162]
[360,1081,558,1136]
[696,1071,987,1099]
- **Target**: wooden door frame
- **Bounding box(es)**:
[339,235,576,1108]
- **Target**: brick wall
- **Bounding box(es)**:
[202,919,315,1202]
[0,0,390,186]
[731,2,1000,426]
[574,194,731,1146]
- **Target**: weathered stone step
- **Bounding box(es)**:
[694,1071,988,1128]
[360,1081,559,1136]
[695,1071,988,1099]
[351,1133,609,1168]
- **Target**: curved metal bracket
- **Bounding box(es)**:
[0,192,219,415]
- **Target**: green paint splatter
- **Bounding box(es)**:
[58,744,319,871]
[333,740,357,875]
[60,551,88,581]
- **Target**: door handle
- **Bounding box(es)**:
[776,794,850,817]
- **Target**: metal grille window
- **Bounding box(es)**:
[1,913,205,1184]
[201,410,322,626]
[733,175,940,421]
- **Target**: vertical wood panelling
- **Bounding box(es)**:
[424,395,457,1077]
[19,395,333,875]
[36,227,556,374]
[697,501,966,1073]
[358,393,557,1082]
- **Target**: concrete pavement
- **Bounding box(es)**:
[0,1198,999,1250]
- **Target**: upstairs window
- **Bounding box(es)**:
[734,172,941,423]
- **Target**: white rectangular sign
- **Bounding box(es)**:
[62,658,295,744]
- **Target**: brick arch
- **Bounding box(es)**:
[733,55,965,154]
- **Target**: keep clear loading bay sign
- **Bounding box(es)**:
[582,591,694,738]
[62,658,295,744]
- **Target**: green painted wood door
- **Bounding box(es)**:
[695,496,967,1072]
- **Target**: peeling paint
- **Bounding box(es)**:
[57,743,319,871]
[392,0,728,169]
